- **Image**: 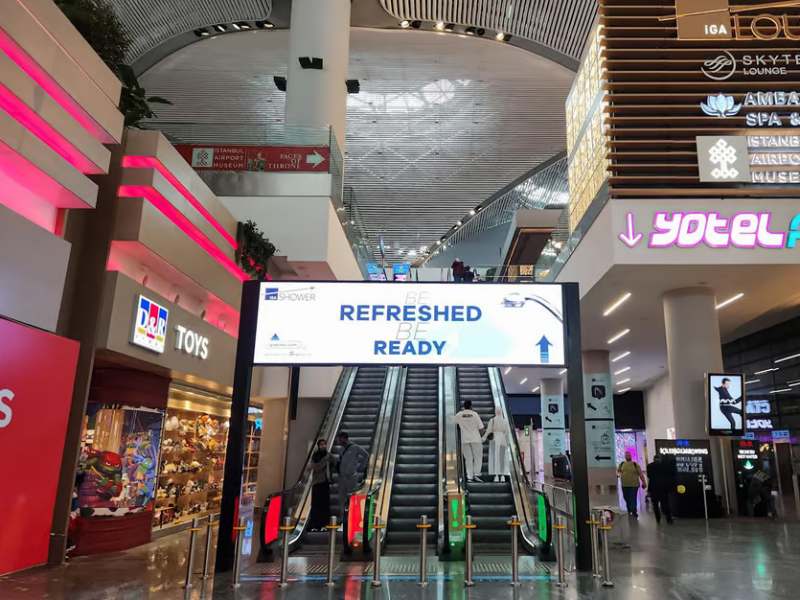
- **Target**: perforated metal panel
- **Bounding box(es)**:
[111,0,272,61]
[379,0,597,62]
[141,28,574,261]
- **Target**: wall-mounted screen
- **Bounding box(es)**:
[707,373,746,437]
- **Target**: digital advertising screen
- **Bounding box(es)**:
[253,281,565,366]
[655,439,714,518]
[707,373,746,437]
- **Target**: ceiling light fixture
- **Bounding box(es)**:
[456,220,462,226]
[400,20,411,28]
[504,367,512,375]
[435,21,446,31]
[603,292,632,317]
[616,378,631,385]
[775,353,800,364]
[469,209,476,216]
[465,26,476,35]
[559,368,567,375]
[754,367,779,375]
[612,351,631,363]
[520,377,528,385]
[788,381,800,387]
[444,23,455,32]
[769,388,792,394]
[617,387,632,394]
[745,379,760,385]
[614,366,631,376]
[194,29,210,37]
[607,329,630,344]
[532,386,540,393]
[255,20,274,29]
[496,31,506,40]
[213,24,227,32]
[411,20,422,29]
[716,292,744,310]
[231,23,241,30]
[436,241,441,245]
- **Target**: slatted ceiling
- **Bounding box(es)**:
[110,0,272,61]
[379,0,597,62]
[141,28,573,260]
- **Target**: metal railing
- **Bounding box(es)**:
[441,367,466,557]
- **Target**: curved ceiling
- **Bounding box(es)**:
[141,28,573,261]
[378,0,597,64]
[111,0,273,62]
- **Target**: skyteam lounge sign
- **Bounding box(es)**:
[252,282,565,366]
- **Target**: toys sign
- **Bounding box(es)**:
[0,318,79,574]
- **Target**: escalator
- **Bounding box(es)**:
[385,367,439,551]
[289,366,390,554]
[457,367,515,552]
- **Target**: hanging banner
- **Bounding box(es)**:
[174,144,330,172]
[253,282,565,366]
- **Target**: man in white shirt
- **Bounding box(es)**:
[453,400,485,482]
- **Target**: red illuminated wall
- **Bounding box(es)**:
[0,317,79,575]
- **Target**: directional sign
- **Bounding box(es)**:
[543,429,566,460]
[542,394,565,429]
[586,421,615,468]
[583,373,614,419]
[175,144,330,173]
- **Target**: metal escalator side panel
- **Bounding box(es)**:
[287,366,358,549]
[441,366,465,556]
[487,366,539,554]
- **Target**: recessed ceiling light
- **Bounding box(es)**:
[435,21,446,31]
[520,377,528,385]
[616,378,631,385]
[614,366,631,376]
[775,352,800,364]
[213,24,227,32]
[532,386,540,393]
[617,387,632,394]
[716,292,744,310]
[469,209,476,216]
[400,20,411,28]
[603,292,632,317]
[444,23,455,32]
[465,26,476,35]
[559,369,567,375]
[612,351,631,363]
[607,329,630,344]
[496,31,506,41]
[504,367,512,375]
[754,367,779,375]
[231,23,241,30]
[456,220,462,226]
[769,388,792,394]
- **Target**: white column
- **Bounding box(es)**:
[663,288,731,504]
[541,378,565,480]
[286,0,351,150]
[582,350,617,498]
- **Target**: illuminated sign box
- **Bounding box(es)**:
[253,282,566,366]
[707,373,746,437]
[131,295,169,354]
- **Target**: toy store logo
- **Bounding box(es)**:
[131,294,169,354]
[0,388,14,429]
[619,210,800,249]
[175,325,209,360]
[662,0,800,41]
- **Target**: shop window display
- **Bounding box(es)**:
[154,407,229,528]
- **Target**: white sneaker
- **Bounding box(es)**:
[493,476,499,483]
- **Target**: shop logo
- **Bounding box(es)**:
[191,147,214,168]
[702,52,737,80]
[264,288,279,301]
[701,93,742,118]
[664,0,800,41]
[131,295,169,354]
[0,389,14,428]
[263,286,316,302]
[697,136,751,182]
[175,325,209,360]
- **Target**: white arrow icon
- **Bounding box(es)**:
[618,212,643,248]
[306,151,326,167]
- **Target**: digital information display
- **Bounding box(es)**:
[655,439,714,518]
[707,373,746,437]
[253,282,565,366]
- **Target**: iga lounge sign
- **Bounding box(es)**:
[665,0,800,41]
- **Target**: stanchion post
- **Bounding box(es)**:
[793,474,800,518]
[417,514,430,586]
[509,514,520,586]
[326,515,338,587]
[554,515,567,588]
[465,515,476,587]
[232,518,246,588]
[201,514,215,580]
[278,515,292,588]
[701,474,709,521]
[183,517,201,589]
[588,510,601,578]
[371,515,383,588]
[600,512,614,588]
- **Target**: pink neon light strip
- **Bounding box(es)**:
[0,83,104,174]
[0,27,115,144]
[123,155,237,249]
[118,184,249,282]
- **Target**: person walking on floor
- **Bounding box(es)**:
[453,400,485,482]
[646,454,675,524]
[451,257,465,282]
[618,451,646,517]
[483,407,510,482]
[305,438,335,531]
[335,432,369,524]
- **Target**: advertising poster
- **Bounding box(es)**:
[707,373,745,436]
[254,282,565,366]
[655,439,714,518]
[0,318,79,575]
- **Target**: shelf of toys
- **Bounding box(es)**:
[153,408,229,529]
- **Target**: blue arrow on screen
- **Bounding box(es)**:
[537,335,553,363]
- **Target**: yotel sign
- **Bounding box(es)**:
[175,325,210,360]
[0,318,79,575]
[619,210,800,250]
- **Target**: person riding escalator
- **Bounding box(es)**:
[306,439,335,531]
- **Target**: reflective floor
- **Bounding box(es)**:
[1,514,797,599]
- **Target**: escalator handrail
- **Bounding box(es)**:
[441,366,465,554]
[286,366,359,548]
[487,367,540,554]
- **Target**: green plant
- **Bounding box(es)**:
[56,0,171,128]
[237,221,277,280]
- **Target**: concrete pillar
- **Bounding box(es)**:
[541,378,565,480]
[286,0,351,151]
[582,350,617,500]
[663,288,731,507]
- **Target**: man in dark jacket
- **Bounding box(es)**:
[335,432,369,523]
[646,455,675,524]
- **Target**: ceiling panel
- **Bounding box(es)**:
[141,28,574,260]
